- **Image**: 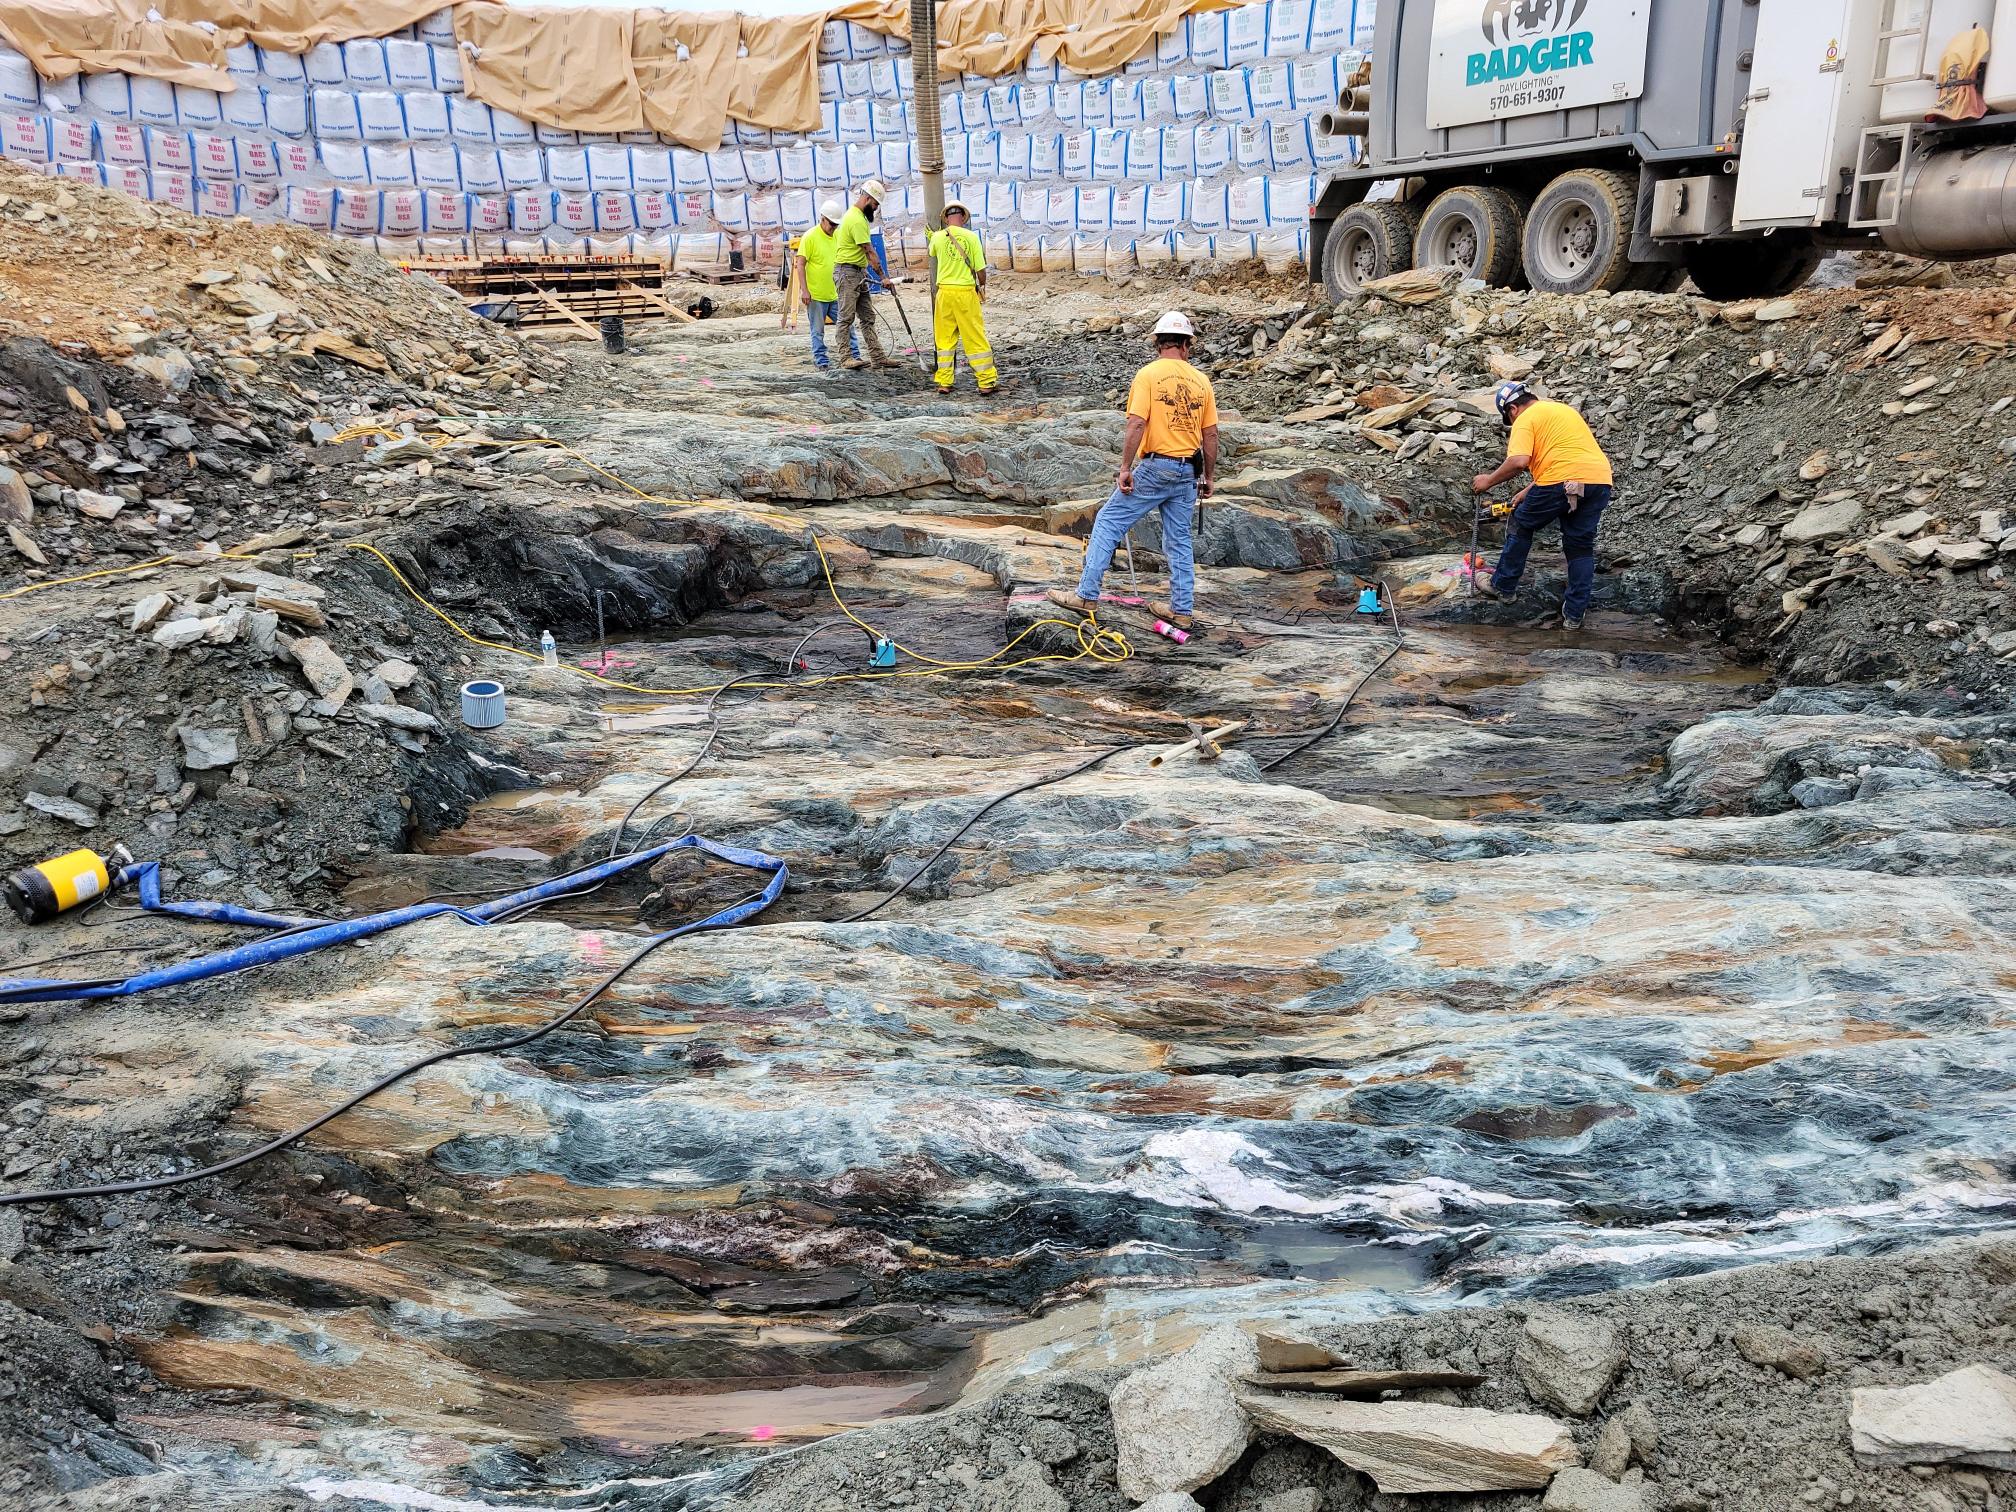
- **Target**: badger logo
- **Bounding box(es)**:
[1482,0,1591,46]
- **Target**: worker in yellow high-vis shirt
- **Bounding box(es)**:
[927,200,998,394]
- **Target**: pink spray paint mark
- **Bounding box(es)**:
[578,655,639,671]
[751,1426,776,1442]
[580,936,606,963]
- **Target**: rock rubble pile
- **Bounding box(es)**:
[1156,271,2016,691]
[0,159,564,585]
[734,1240,2016,1512]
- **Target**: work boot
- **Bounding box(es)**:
[1046,589,1098,617]
[875,356,906,370]
[1472,578,1509,602]
[1561,612,1586,631]
[840,357,867,371]
[1149,601,1197,630]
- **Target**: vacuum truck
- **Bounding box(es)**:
[1310,0,2016,300]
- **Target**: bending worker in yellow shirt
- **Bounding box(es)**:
[927,200,998,393]
[1471,380,1614,631]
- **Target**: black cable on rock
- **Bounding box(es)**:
[1259,589,1406,773]
[0,890,767,1207]
[838,744,1133,924]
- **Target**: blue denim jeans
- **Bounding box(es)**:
[807,299,860,368]
[1075,454,1198,614]
[1492,482,1612,619]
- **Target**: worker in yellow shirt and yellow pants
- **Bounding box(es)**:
[927,201,998,394]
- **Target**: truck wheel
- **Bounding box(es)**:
[1416,185,1526,286]
[1322,202,1421,300]
[1523,169,1637,295]
[1683,236,1825,301]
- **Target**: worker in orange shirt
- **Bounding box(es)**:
[1471,381,1613,631]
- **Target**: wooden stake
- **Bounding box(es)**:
[619,280,697,324]
[524,281,601,339]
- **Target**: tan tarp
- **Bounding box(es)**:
[0,0,499,90]
[1,0,1245,140]
[456,3,641,134]
[631,11,742,147]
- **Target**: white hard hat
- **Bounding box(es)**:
[818,198,844,222]
[860,178,887,201]
[943,198,970,217]
[1153,310,1196,339]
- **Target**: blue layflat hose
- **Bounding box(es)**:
[0,833,788,1204]
[0,836,787,1005]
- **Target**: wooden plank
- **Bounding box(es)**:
[619,281,696,323]
[523,281,601,340]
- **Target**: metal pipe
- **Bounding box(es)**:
[1882,144,2016,259]
[1334,85,1371,112]
[908,0,945,230]
[1319,112,1372,139]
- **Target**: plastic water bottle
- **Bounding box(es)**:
[540,630,557,668]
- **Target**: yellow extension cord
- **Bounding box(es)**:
[1,428,1135,700]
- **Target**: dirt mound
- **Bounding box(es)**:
[0,158,573,595]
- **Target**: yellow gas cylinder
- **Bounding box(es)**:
[4,848,114,924]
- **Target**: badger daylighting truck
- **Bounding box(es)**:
[1311,0,2016,299]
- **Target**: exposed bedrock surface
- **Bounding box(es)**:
[1,309,2012,1508]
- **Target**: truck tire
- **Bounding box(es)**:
[1683,236,1826,301]
[1523,169,1637,296]
[1416,185,1526,286]
[1322,201,1421,300]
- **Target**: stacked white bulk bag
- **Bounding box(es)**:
[414,143,460,190]
[21,1,1358,272]
[1075,183,1112,233]
[1225,4,1269,64]
[1267,171,1316,223]
[287,183,335,227]
[1144,180,1184,232]
[191,132,237,178]
[425,188,469,230]
[1093,128,1126,178]
[1228,174,1268,231]
[1236,120,1271,172]
[1260,227,1304,272]
[1125,126,1160,179]
[0,46,38,109]
[240,139,282,180]
[82,72,133,119]
[176,85,224,129]
[405,91,451,139]
[367,143,414,184]
[1110,182,1147,234]
[1193,122,1232,177]
[131,77,177,127]
[266,90,310,138]
[0,112,48,161]
[383,188,425,234]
